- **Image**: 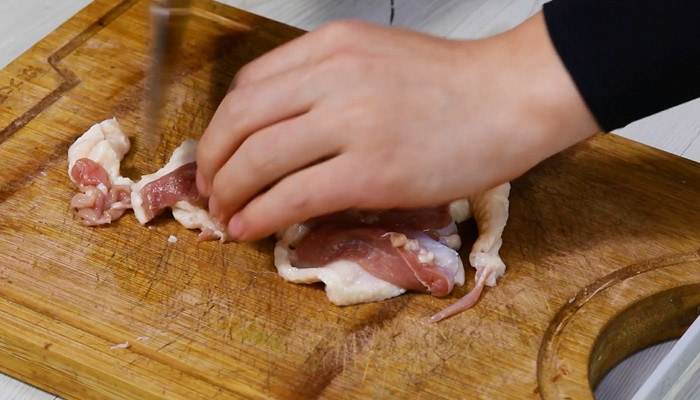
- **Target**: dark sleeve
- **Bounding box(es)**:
[543,0,700,131]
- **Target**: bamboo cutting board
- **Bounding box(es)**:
[0,0,699,398]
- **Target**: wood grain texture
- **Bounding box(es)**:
[0,1,699,399]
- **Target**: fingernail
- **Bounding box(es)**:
[196,170,208,195]
[228,214,245,239]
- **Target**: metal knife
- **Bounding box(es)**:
[145,0,192,148]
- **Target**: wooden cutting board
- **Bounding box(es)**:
[0,1,698,398]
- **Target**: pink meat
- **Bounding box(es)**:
[70,158,131,226]
[71,158,111,188]
[290,210,457,296]
[427,268,493,323]
[109,185,131,204]
[304,207,454,238]
[137,162,206,221]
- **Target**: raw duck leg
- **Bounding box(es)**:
[429,183,510,323]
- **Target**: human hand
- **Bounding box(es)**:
[196,12,599,241]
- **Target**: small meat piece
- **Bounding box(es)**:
[137,162,205,221]
[131,140,230,242]
[71,158,111,187]
[67,119,133,225]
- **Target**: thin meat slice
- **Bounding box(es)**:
[68,126,228,241]
[137,161,205,221]
[68,118,131,186]
[275,244,407,306]
[131,139,230,242]
[67,119,133,225]
[303,207,457,241]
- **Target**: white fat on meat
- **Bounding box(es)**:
[68,118,131,187]
[415,233,465,287]
[274,244,406,305]
[131,139,231,242]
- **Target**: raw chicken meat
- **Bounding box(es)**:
[274,183,510,322]
[67,118,133,225]
[131,140,231,242]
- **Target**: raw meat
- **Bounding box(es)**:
[274,183,510,322]
[67,118,133,225]
[131,139,231,242]
[68,120,227,241]
[428,183,511,322]
[274,208,466,306]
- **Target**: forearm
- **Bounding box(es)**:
[463,11,599,183]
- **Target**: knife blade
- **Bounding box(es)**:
[145,0,192,150]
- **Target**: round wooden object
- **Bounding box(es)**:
[538,252,700,399]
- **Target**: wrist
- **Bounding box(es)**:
[482,11,600,166]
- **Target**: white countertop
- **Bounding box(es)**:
[1,1,698,399]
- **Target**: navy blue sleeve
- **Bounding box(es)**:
[543,0,700,131]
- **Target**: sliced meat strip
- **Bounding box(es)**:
[137,162,205,221]
[131,140,231,242]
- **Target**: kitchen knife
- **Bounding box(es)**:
[145,0,192,149]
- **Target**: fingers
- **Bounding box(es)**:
[196,62,322,196]
[232,20,371,88]
[227,155,362,241]
[208,110,341,224]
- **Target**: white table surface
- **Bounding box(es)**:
[1,1,698,399]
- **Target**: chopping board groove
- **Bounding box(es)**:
[0,1,699,399]
[0,0,139,145]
